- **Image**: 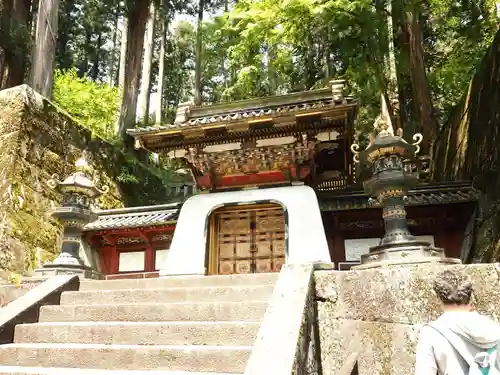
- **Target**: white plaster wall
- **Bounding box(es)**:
[161,185,331,276]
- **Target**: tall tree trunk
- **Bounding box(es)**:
[194,0,204,106]
[306,36,316,89]
[5,0,31,87]
[386,1,397,90]
[323,25,332,80]
[115,16,127,135]
[0,0,29,88]
[0,0,14,88]
[108,7,119,87]
[90,32,102,80]
[404,9,439,153]
[386,0,399,129]
[56,0,74,70]
[117,0,151,143]
[155,15,167,124]
[117,17,127,90]
[268,44,277,94]
[137,2,155,125]
[0,50,5,88]
[30,0,59,99]
[77,31,91,77]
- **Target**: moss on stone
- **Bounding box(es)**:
[0,85,177,276]
[315,264,500,375]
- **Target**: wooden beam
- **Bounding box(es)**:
[93,225,175,237]
[103,234,117,246]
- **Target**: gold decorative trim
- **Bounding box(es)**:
[412,133,423,155]
[377,189,405,200]
[248,117,273,124]
[295,111,323,118]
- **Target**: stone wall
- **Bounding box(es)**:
[315,263,500,375]
[0,85,173,277]
[294,283,322,375]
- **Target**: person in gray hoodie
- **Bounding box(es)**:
[415,268,500,375]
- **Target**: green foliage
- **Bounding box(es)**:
[197,0,390,127]
[117,167,139,184]
[161,20,196,122]
[113,153,191,205]
[192,0,499,137]
[52,0,500,142]
[425,0,499,125]
[57,0,121,79]
[52,69,120,141]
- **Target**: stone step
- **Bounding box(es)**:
[80,273,279,291]
[0,367,239,375]
[60,285,274,306]
[14,321,260,346]
[39,301,268,323]
[0,343,251,373]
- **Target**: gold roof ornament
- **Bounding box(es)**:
[374,118,392,138]
[351,93,423,164]
[371,93,395,140]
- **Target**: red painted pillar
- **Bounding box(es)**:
[145,246,154,272]
[98,249,108,274]
[110,246,119,274]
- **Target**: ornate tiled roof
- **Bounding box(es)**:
[127,96,356,136]
[127,83,358,153]
[319,182,478,211]
[127,82,357,134]
[83,203,181,232]
[83,182,477,232]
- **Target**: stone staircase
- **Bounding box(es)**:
[0,273,278,375]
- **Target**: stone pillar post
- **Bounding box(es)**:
[350,120,460,269]
[34,154,108,279]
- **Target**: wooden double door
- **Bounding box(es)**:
[210,204,286,275]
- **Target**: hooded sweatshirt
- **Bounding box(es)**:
[415,311,500,375]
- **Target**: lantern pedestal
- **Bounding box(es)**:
[354,242,460,270]
[34,265,99,279]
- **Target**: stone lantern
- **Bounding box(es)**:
[350,119,460,269]
[35,154,108,278]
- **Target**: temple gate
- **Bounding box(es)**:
[209,203,286,275]
[82,80,478,278]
